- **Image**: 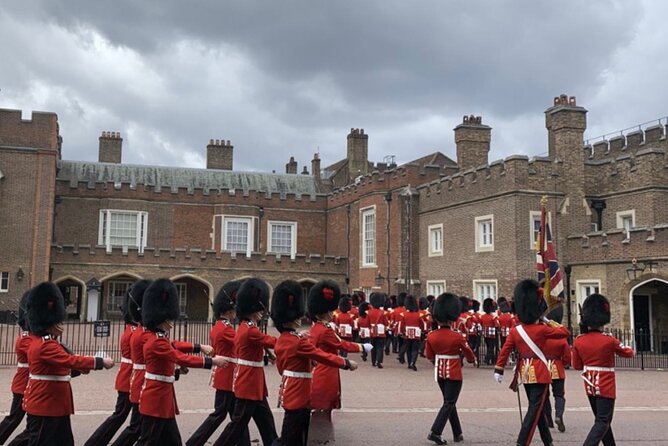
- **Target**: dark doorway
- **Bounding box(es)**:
[634,294,651,352]
[57,280,83,320]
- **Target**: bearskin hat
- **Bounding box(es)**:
[17,291,31,331]
[498,296,512,314]
[369,292,385,309]
[236,278,270,318]
[307,280,341,317]
[270,280,305,330]
[358,301,370,318]
[433,293,462,324]
[122,289,133,325]
[389,295,397,308]
[142,279,180,330]
[404,294,418,312]
[213,280,243,317]
[459,296,471,312]
[27,282,66,335]
[397,292,407,307]
[339,295,352,312]
[419,296,429,311]
[483,297,496,314]
[471,299,480,312]
[127,279,152,324]
[581,293,611,328]
[513,279,544,324]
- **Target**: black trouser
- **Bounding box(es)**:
[430,379,463,437]
[0,393,27,444]
[468,335,479,357]
[370,337,385,365]
[135,415,181,446]
[26,414,73,446]
[110,402,141,446]
[542,378,566,425]
[274,408,311,446]
[214,397,277,446]
[187,390,250,446]
[484,337,497,365]
[84,391,132,446]
[392,334,400,353]
[385,334,393,354]
[419,334,427,357]
[584,396,615,446]
[517,384,551,446]
[405,339,419,366]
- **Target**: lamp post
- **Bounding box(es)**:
[564,264,572,334]
[375,271,385,291]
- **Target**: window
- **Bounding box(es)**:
[474,280,497,301]
[0,272,8,292]
[106,280,133,313]
[577,280,600,306]
[361,208,376,266]
[175,282,187,316]
[475,215,494,252]
[223,216,254,257]
[428,224,443,257]
[427,280,446,296]
[98,210,148,253]
[616,210,635,235]
[268,221,297,259]
[530,211,553,248]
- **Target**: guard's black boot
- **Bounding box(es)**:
[427,432,446,445]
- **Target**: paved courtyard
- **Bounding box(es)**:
[0,349,667,445]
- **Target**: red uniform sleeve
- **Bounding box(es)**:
[572,342,583,370]
[495,329,516,372]
[154,337,211,369]
[561,340,572,367]
[460,335,476,363]
[248,326,277,349]
[545,324,570,340]
[42,342,99,371]
[612,337,635,358]
[322,328,362,353]
[425,336,435,362]
[298,337,346,369]
[172,340,196,353]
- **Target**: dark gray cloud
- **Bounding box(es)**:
[1,1,663,173]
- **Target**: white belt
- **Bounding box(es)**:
[283,370,312,379]
[121,357,133,364]
[237,358,264,367]
[584,366,615,372]
[17,362,29,368]
[133,364,146,370]
[221,356,238,364]
[435,354,460,360]
[29,374,71,382]
[144,372,175,383]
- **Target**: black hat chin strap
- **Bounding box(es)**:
[129,290,141,313]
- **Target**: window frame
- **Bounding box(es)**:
[529,210,553,249]
[616,210,635,234]
[0,272,8,293]
[106,279,134,314]
[222,215,254,257]
[426,280,446,297]
[473,279,498,302]
[98,209,148,253]
[267,220,297,259]
[361,206,376,267]
[474,214,494,252]
[175,282,187,316]
[576,280,601,307]
[428,223,443,257]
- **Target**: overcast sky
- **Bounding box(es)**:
[1,1,666,173]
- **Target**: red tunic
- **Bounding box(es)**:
[497,313,516,337]
[335,311,355,340]
[390,306,405,333]
[211,319,236,391]
[275,330,346,410]
[310,321,362,409]
[398,311,425,340]
[572,331,634,399]
[139,331,212,419]
[543,338,571,380]
[129,325,150,404]
[23,335,102,417]
[356,314,371,339]
[11,331,31,395]
[425,327,476,381]
[232,321,276,401]
[114,324,135,393]
[367,308,388,338]
[495,323,570,384]
[480,313,499,339]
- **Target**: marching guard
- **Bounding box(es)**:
[214,278,279,446]
[356,302,371,362]
[397,294,424,371]
[367,292,388,368]
[480,298,499,365]
[23,282,115,446]
[0,292,32,445]
[425,293,476,445]
[333,296,356,357]
[186,280,250,446]
[271,280,358,446]
[136,279,225,445]
[493,279,569,446]
[573,293,634,446]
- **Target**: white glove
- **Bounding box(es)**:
[362,343,374,353]
[494,372,503,383]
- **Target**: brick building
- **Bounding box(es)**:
[0,96,666,346]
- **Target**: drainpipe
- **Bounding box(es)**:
[346,204,351,293]
[385,191,392,293]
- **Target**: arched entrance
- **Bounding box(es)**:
[297,278,317,301]
[170,274,214,320]
[53,276,86,320]
[98,272,142,321]
[629,278,668,353]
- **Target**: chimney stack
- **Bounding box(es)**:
[207,139,233,170]
[311,153,321,180]
[454,116,490,170]
[98,131,122,163]
[286,156,298,174]
[347,128,369,182]
[301,165,309,175]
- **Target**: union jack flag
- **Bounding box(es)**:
[535,198,564,311]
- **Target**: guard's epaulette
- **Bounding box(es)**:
[245,321,254,327]
[21,331,29,338]
[290,331,304,339]
[602,332,613,337]
[131,325,137,332]
[156,332,167,338]
[222,319,232,327]
[42,334,55,342]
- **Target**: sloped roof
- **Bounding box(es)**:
[57,160,325,198]
[403,151,456,168]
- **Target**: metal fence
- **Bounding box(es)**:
[0,318,268,366]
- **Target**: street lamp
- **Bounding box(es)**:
[626,258,658,281]
[375,271,385,289]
